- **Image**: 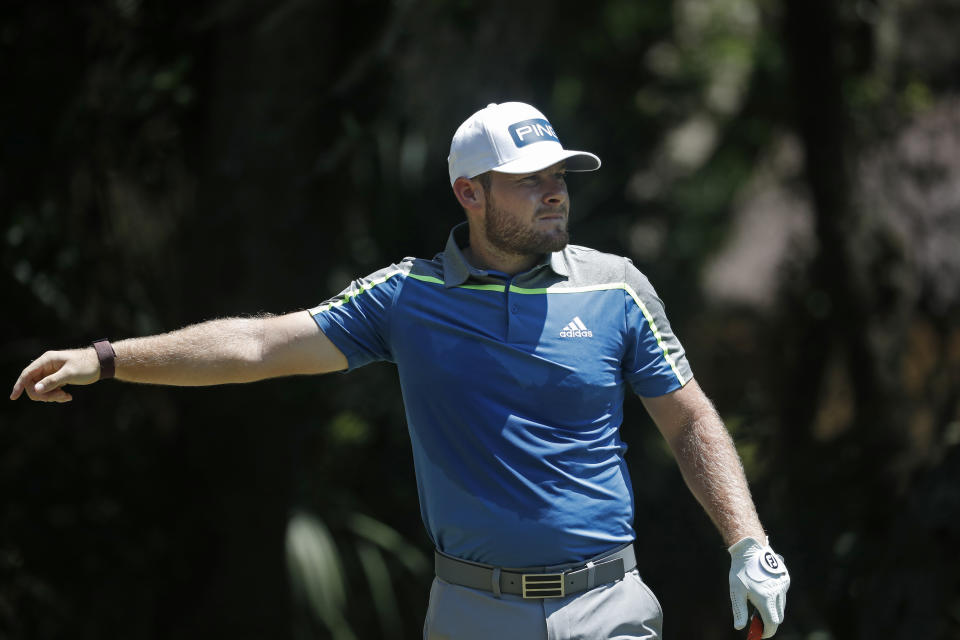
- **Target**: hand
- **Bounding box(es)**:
[10,348,101,403]
[728,537,790,638]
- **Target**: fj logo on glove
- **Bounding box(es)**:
[763,552,779,571]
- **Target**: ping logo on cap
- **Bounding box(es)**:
[508,118,559,148]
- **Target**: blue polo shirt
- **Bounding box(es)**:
[310,223,692,567]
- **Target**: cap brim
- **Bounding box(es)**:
[489,148,601,175]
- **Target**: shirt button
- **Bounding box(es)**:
[511,304,519,313]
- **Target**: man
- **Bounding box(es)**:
[11,102,789,639]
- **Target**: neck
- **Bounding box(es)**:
[464,228,542,275]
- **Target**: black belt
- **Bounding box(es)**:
[434,544,636,599]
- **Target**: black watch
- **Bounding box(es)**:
[92,339,116,380]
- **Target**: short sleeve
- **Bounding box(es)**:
[308,263,408,370]
[622,260,693,397]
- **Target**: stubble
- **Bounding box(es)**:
[483,199,570,257]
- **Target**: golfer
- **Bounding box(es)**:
[12,102,790,639]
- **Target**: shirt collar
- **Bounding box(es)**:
[441,222,570,287]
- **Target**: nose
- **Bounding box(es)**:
[542,176,568,206]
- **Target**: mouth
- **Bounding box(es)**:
[535,208,568,222]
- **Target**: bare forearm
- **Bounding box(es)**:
[113,316,271,386]
[670,409,765,546]
[12,310,344,403]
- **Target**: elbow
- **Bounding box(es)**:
[220,317,272,382]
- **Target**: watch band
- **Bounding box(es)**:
[92,339,116,380]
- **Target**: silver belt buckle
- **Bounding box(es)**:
[521,572,565,598]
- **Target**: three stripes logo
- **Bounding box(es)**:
[559,316,593,338]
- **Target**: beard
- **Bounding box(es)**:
[483,199,570,256]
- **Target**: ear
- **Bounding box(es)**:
[452,176,485,213]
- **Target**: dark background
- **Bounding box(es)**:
[3,0,959,638]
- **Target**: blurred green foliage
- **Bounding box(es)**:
[3,0,959,638]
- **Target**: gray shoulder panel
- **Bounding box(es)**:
[309,258,416,314]
[552,245,633,288]
[621,258,694,387]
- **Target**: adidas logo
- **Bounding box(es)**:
[559,316,593,338]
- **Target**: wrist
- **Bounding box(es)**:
[728,535,768,555]
[92,339,116,380]
[726,524,767,548]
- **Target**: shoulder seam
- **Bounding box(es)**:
[309,265,408,314]
[622,257,630,344]
[384,263,411,350]
[623,280,687,387]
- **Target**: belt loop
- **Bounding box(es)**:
[492,567,502,598]
[586,561,596,589]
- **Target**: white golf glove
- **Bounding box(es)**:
[728,537,790,638]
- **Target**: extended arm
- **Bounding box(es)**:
[641,378,790,637]
[11,311,346,403]
[640,378,763,545]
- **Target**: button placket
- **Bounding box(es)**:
[504,280,514,340]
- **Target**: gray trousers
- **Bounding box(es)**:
[423,569,663,639]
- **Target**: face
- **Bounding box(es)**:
[481,162,570,256]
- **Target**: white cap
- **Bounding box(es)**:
[447,102,601,186]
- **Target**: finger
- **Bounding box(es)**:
[24,371,65,402]
[11,365,39,401]
[730,587,748,629]
[13,353,59,401]
[768,594,783,625]
[37,388,73,403]
[758,595,781,630]
[23,382,72,403]
[761,620,779,639]
[19,373,48,401]
[35,369,68,395]
[24,376,52,400]
[31,356,76,397]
